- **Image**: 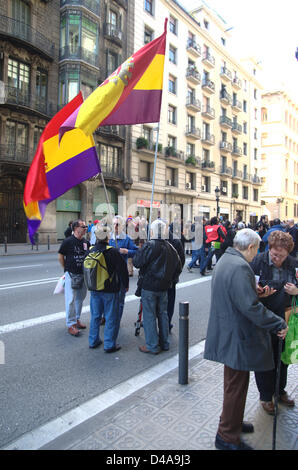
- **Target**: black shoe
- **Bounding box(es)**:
[200,271,205,276]
[89,340,103,349]
[241,422,254,433]
[215,433,254,450]
[104,344,121,353]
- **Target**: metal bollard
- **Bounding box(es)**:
[47,235,50,250]
[4,236,7,253]
[179,301,189,385]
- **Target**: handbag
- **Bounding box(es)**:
[281,296,298,364]
[69,273,84,290]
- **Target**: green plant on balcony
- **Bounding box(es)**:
[136,137,148,149]
[232,192,239,198]
[185,155,197,166]
[153,142,162,153]
[165,146,176,157]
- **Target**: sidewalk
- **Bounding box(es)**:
[0,243,61,256]
[8,346,297,451]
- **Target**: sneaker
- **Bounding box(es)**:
[187,266,193,273]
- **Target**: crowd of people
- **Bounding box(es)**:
[57,212,297,451]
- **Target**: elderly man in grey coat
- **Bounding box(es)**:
[204,229,288,451]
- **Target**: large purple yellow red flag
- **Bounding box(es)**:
[23,92,101,243]
[59,19,167,140]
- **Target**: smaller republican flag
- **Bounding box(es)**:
[24,93,101,244]
[59,19,167,140]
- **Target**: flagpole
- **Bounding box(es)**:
[148,122,160,241]
[98,171,118,249]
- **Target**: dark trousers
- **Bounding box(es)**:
[254,335,288,402]
[167,285,176,327]
[217,365,250,445]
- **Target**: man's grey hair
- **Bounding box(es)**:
[150,219,166,239]
[233,228,261,251]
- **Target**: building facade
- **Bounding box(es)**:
[0,0,264,244]
[260,90,298,221]
[0,0,132,243]
[129,0,263,226]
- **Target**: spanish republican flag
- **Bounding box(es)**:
[23,92,101,244]
[60,20,167,139]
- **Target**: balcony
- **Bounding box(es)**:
[232,122,242,134]
[95,125,125,140]
[251,175,262,185]
[232,99,242,112]
[202,52,215,67]
[201,160,215,171]
[201,133,215,145]
[220,166,232,176]
[186,67,201,85]
[59,45,99,68]
[164,147,185,162]
[220,115,232,128]
[202,78,215,94]
[232,169,243,180]
[201,105,215,119]
[220,66,232,81]
[0,143,29,164]
[220,90,232,105]
[101,163,123,180]
[186,39,201,57]
[60,0,100,16]
[104,23,123,46]
[242,172,250,182]
[185,126,201,140]
[0,15,55,60]
[232,77,242,89]
[186,95,201,112]
[219,141,232,153]
[2,85,58,117]
[232,145,243,157]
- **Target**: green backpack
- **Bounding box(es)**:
[83,246,114,291]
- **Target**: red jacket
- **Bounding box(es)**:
[205,224,226,244]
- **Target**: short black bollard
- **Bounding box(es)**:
[47,235,50,250]
[4,236,7,254]
[179,302,189,385]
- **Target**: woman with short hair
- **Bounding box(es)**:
[250,230,298,414]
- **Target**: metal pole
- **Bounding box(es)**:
[148,122,160,241]
[4,236,7,253]
[179,302,189,385]
[47,235,50,250]
[99,171,118,249]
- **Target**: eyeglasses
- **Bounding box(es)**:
[269,249,288,259]
[79,225,88,229]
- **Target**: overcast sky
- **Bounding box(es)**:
[180,0,298,99]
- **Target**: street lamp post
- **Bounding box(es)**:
[215,186,220,218]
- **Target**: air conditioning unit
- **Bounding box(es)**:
[201,185,206,192]
[166,179,172,186]
[185,182,191,189]
[222,187,227,193]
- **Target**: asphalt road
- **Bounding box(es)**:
[0,252,211,448]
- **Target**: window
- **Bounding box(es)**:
[232,183,238,197]
[169,16,178,35]
[202,148,210,162]
[243,121,247,134]
[262,107,268,122]
[12,0,31,27]
[36,69,47,108]
[144,26,154,44]
[144,0,153,15]
[242,186,248,200]
[243,100,247,112]
[140,161,152,182]
[59,66,97,106]
[5,120,29,159]
[243,142,247,156]
[106,50,119,76]
[100,144,122,176]
[168,75,176,94]
[7,58,30,104]
[254,88,257,99]
[168,105,177,125]
[202,175,210,192]
[143,126,152,144]
[167,135,176,150]
[166,167,177,186]
[186,142,195,156]
[254,148,258,160]
[221,180,228,196]
[204,19,209,30]
[186,172,195,189]
[253,189,258,202]
[33,127,43,153]
[60,12,98,64]
[169,45,177,64]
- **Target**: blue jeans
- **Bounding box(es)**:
[188,249,200,269]
[200,248,214,273]
[64,271,87,327]
[89,291,120,349]
[141,289,169,353]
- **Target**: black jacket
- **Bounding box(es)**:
[250,251,298,317]
[133,239,182,292]
[89,242,129,293]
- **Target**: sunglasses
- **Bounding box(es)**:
[79,225,88,229]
